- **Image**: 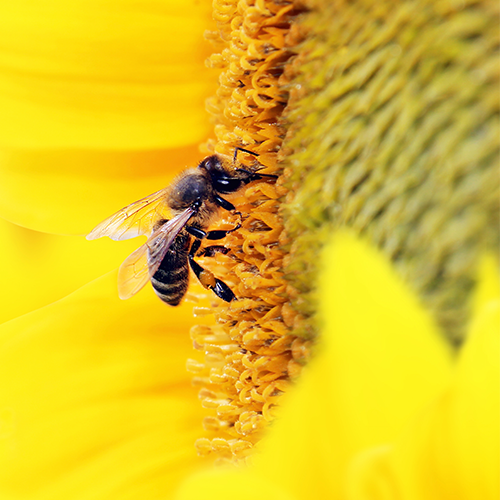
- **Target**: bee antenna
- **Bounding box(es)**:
[254,172,278,180]
[235,167,278,181]
[233,147,259,164]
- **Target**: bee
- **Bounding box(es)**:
[87,148,275,306]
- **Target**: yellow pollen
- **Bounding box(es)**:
[187,0,309,463]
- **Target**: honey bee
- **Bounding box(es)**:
[87,149,275,306]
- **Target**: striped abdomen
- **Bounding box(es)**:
[150,233,191,306]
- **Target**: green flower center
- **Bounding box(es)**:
[282,0,499,345]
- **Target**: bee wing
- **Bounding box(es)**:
[86,187,170,241]
[117,208,195,300]
[116,242,151,300]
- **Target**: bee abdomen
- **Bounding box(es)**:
[151,263,189,306]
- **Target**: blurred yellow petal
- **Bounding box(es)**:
[472,253,500,316]
[0,271,209,499]
[0,1,216,150]
[445,301,500,499]
[349,281,499,500]
[0,144,205,234]
[0,217,143,324]
[391,273,499,500]
[177,469,294,500]
[0,0,218,234]
[317,230,454,443]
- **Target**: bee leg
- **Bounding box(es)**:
[185,223,240,301]
[205,220,242,240]
[188,245,235,302]
[214,195,236,212]
[186,229,232,258]
[186,215,242,241]
[186,226,207,239]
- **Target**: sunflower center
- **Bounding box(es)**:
[189,0,499,463]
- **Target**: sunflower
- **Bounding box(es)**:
[0,0,498,499]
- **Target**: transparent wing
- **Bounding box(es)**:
[117,208,195,300]
[116,242,150,299]
[86,187,170,241]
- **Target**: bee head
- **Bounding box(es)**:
[199,154,259,194]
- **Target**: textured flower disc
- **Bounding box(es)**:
[188,0,310,463]
[281,0,500,344]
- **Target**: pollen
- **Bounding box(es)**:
[187,0,309,463]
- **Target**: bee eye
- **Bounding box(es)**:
[213,177,242,194]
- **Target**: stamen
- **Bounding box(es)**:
[188,0,309,463]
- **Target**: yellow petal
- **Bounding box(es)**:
[389,288,499,500]
[318,230,454,444]
[0,271,210,499]
[347,259,500,500]
[177,469,295,500]
[0,217,142,324]
[472,253,500,317]
[0,144,204,234]
[445,301,500,499]
[0,1,216,149]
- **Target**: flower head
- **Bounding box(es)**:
[0,0,498,498]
